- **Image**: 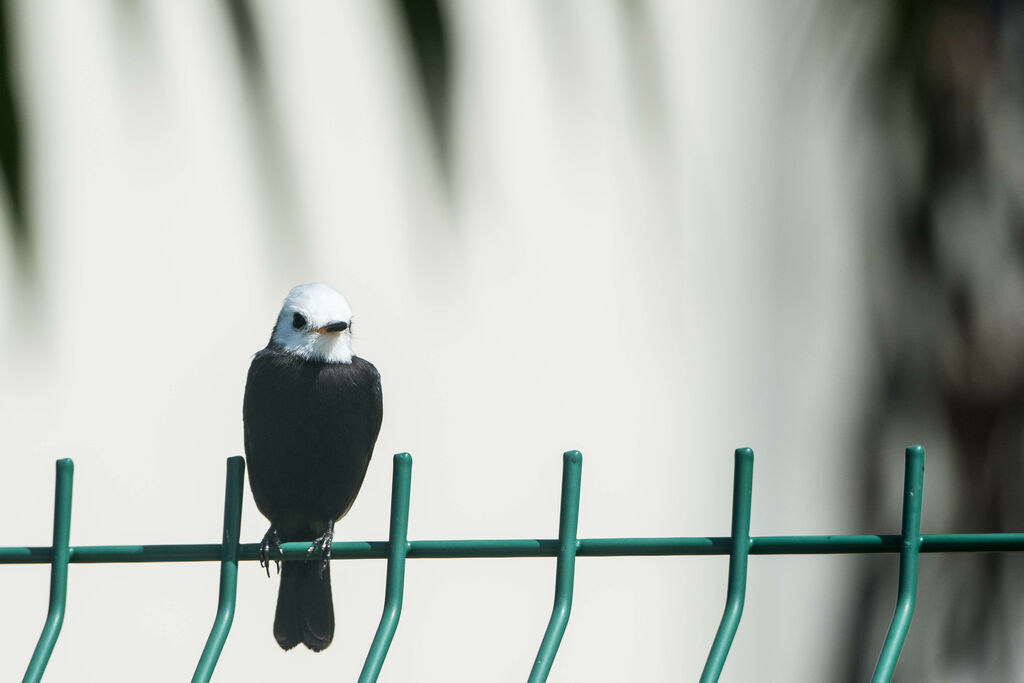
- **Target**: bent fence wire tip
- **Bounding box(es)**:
[870,445,925,683]
[700,447,754,683]
[23,458,73,683]
[359,452,412,683]
[528,450,583,683]
[192,455,245,683]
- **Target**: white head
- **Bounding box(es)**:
[269,283,355,364]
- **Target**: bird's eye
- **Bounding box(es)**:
[292,312,307,329]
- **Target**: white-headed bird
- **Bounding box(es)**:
[244,283,383,651]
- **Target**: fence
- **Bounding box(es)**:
[4,445,1023,682]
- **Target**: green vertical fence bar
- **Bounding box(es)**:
[192,456,246,683]
[23,458,74,683]
[700,447,754,683]
[528,450,583,683]
[359,452,413,683]
[870,445,925,683]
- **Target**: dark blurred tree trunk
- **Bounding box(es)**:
[844,1,1024,680]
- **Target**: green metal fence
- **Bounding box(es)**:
[4,445,1023,681]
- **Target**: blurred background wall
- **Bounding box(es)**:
[0,1,1020,681]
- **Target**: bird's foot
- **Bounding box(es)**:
[259,527,283,577]
[305,520,334,579]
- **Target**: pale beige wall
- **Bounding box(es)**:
[0,2,883,680]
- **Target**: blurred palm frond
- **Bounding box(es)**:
[0,0,27,275]
[391,0,451,178]
[221,0,306,266]
[224,0,266,83]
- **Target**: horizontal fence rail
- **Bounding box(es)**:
[5,445,1023,681]
[11,534,1024,564]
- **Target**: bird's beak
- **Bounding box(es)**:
[317,321,349,334]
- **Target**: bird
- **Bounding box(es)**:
[243,283,383,652]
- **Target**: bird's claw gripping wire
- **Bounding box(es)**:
[259,527,283,577]
[306,520,334,579]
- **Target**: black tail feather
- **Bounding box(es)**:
[274,560,334,651]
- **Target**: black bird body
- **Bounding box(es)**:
[244,347,382,541]
[243,283,383,652]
